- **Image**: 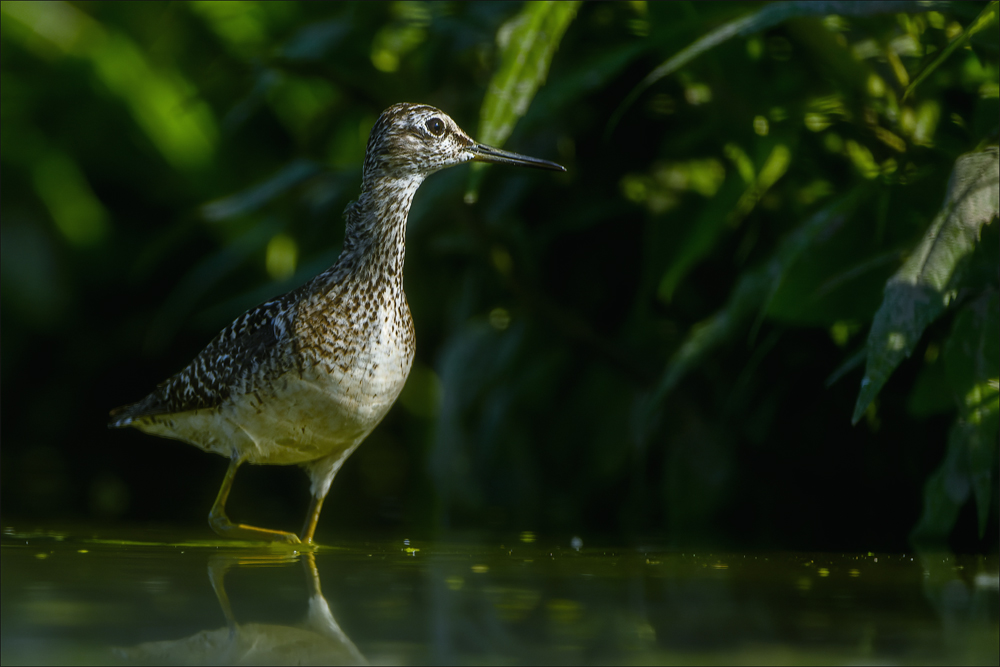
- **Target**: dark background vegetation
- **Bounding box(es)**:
[2,1,997,552]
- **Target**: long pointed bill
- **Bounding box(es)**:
[469,144,566,172]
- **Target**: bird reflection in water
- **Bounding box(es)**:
[117,552,366,666]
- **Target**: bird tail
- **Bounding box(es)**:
[108,390,173,429]
[108,404,136,429]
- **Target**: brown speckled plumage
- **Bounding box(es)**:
[109,103,564,544]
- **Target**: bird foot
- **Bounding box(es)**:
[209,510,301,544]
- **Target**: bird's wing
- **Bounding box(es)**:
[109,295,296,426]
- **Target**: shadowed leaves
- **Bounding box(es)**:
[903,1,999,101]
[644,190,866,433]
[912,291,999,542]
[607,0,951,135]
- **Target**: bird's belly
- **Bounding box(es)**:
[135,359,411,466]
[228,360,409,465]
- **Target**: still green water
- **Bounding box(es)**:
[2,526,997,665]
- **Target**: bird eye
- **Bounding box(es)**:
[425,118,445,137]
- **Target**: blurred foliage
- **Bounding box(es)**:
[1,1,997,551]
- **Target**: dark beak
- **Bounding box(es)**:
[469,144,566,172]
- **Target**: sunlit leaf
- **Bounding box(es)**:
[31,149,110,247]
[466,1,579,202]
[478,1,579,148]
[608,0,950,135]
[3,1,218,171]
[265,233,298,281]
[903,1,999,101]
[370,2,431,73]
[852,148,999,424]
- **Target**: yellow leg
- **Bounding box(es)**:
[300,494,326,544]
[301,551,321,596]
[207,556,238,632]
[209,457,301,544]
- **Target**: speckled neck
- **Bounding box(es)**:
[340,172,425,285]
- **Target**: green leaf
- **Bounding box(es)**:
[911,408,998,545]
[768,247,902,327]
[201,159,321,221]
[478,1,579,148]
[904,1,1000,101]
[281,20,351,61]
[646,190,865,417]
[907,353,953,417]
[466,1,579,202]
[943,290,1000,537]
[911,421,975,546]
[525,40,649,130]
[827,347,867,388]
[853,148,1000,424]
[910,290,999,543]
[656,171,745,303]
[144,217,285,352]
[658,142,793,303]
[945,291,1000,422]
[607,0,950,136]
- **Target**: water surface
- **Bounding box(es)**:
[2,526,997,665]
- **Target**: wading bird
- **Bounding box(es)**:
[110,103,565,544]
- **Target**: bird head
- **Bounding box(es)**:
[363,103,565,181]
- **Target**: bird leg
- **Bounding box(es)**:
[207,555,239,634]
[300,493,326,544]
[209,456,301,544]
